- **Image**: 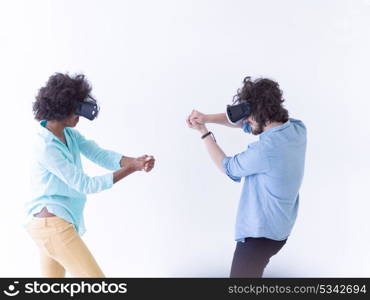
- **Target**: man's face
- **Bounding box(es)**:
[64,113,80,127]
[243,116,263,135]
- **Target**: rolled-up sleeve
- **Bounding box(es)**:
[222,142,270,182]
[71,129,123,171]
[39,144,113,194]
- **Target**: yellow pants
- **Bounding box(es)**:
[25,216,105,277]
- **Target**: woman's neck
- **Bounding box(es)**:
[45,120,65,139]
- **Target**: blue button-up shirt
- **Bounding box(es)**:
[24,120,123,235]
[222,118,307,242]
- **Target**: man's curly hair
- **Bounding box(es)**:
[33,73,92,121]
[233,76,289,128]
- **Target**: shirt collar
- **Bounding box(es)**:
[260,119,291,138]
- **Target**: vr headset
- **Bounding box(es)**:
[75,95,99,121]
[226,102,252,124]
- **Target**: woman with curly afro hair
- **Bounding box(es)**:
[187,76,306,277]
[25,73,155,277]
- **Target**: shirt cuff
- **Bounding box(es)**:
[112,153,124,171]
[222,156,241,182]
[102,172,114,190]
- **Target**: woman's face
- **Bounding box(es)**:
[63,113,80,127]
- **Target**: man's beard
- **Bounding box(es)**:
[251,123,263,135]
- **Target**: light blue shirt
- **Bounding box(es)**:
[222,118,307,242]
[24,120,123,235]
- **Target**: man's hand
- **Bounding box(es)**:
[189,109,207,125]
[189,110,243,128]
[187,110,208,134]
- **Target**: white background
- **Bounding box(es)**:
[0,0,369,277]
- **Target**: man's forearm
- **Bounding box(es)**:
[199,129,226,172]
[206,113,242,128]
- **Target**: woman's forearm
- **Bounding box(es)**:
[113,166,136,184]
[120,156,133,168]
[206,113,242,128]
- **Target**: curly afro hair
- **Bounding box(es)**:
[33,73,92,121]
[233,76,289,128]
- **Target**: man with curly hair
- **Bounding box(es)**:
[24,73,155,277]
[187,76,307,278]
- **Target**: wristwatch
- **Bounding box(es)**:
[201,131,216,143]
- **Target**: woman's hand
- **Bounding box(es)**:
[113,155,155,184]
[137,155,155,172]
[121,155,155,172]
